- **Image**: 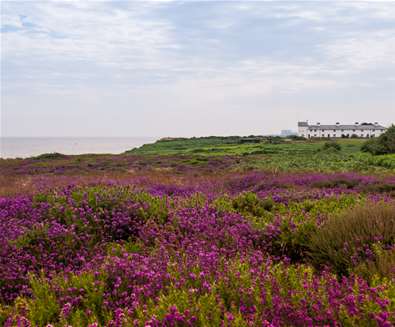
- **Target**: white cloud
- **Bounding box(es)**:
[2,1,395,136]
[322,30,395,71]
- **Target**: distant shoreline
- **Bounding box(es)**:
[0,137,157,159]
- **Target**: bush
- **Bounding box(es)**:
[322,141,341,151]
[288,135,306,141]
[362,125,395,155]
[232,192,274,217]
[309,202,395,276]
[32,152,66,160]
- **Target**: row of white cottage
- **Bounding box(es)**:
[298,122,387,139]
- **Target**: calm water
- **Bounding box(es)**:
[0,137,157,159]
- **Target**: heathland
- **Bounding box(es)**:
[1,136,395,326]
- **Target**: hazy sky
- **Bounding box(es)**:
[2,0,395,137]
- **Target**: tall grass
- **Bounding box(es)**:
[309,202,395,276]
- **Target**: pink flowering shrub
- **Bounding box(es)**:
[0,171,394,326]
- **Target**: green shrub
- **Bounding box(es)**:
[288,135,306,141]
[232,192,274,217]
[32,152,66,160]
[269,218,318,262]
[26,274,60,326]
[362,125,395,155]
[17,271,110,326]
[322,141,341,151]
[309,202,395,276]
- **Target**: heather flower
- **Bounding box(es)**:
[0,172,394,326]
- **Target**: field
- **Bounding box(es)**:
[1,137,395,326]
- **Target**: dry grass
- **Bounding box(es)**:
[309,202,395,275]
[354,249,395,280]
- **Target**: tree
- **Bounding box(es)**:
[361,125,395,155]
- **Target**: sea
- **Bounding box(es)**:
[0,137,157,159]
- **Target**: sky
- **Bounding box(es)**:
[1,0,395,137]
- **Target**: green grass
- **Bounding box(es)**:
[125,137,395,173]
[125,136,266,156]
[127,137,364,156]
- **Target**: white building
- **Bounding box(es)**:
[298,122,387,139]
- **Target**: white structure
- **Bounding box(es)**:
[298,122,387,139]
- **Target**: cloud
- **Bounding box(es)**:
[322,30,395,71]
[2,0,395,136]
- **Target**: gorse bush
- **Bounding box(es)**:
[362,124,395,155]
[309,202,395,276]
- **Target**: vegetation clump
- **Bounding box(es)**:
[362,124,395,155]
[322,141,342,151]
[309,202,395,276]
[32,152,67,160]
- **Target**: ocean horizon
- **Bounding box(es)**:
[0,137,157,159]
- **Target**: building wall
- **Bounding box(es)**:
[298,126,308,138]
[302,128,385,138]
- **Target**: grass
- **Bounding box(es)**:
[126,137,395,173]
[126,137,364,156]
[309,202,395,276]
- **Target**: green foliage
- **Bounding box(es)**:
[56,271,109,326]
[16,271,110,326]
[34,187,170,227]
[322,141,342,151]
[135,288,225,326]
[26,273,60,326]
[309,202,395,276]
[232,192,275,217]
[362,125,395,155]
[274,218,318,262]
[126,136,266,155]
[10,224,49,249]
[32,152,67,160]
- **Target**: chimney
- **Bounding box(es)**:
[374,122,378,125]
[355,122,359,125]
[317,122,320,125]
[336,122,340,125]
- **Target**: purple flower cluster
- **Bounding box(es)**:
[1,171,394,326]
